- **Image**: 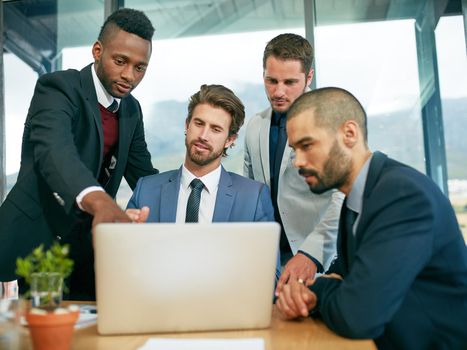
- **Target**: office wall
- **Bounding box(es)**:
[1,1,466,239]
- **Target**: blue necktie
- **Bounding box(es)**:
[185,179,204,223]
[273,115,287,181]
[270,113,290,256]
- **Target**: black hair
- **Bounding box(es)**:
[98,8,155,43]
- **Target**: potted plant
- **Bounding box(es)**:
[16,242,79,350]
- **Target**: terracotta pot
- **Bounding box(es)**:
[26,310,79,350]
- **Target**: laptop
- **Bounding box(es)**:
[93,222,280,335]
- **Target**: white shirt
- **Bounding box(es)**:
[75,64,122,210]
[91,64,121,110]
[175,165,222,223]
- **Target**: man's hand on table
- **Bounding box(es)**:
[275,253,317,297]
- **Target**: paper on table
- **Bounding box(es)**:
[74,313,97,329]
[138,338,265,350]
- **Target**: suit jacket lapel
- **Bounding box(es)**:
[115,100,137,168]
[280,144,292,177]
[159,169,181,222]
[351,151,387,245]
[259,108,272,186]
[342,152,387,270]
[212,167,235,222]
[80,64,104,172]
[363,151,387,200]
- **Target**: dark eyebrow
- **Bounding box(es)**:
[113,53,149,66]
[193,117,224,131]
[289,135,314,148]
[113,53,128,59]
[209,122,225,131]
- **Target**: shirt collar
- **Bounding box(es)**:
[346,154,373,215]
[91,63,120,111]
[181,164,222,194]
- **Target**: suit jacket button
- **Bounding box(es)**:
[53,192,65,206]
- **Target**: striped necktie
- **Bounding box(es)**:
[185,179,204,223]
[107,99,118,113]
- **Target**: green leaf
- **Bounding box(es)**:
[15,242,74,287]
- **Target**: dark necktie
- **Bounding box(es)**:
[270,113,291,257]
[185,179,204,223]
[273,115,287,182]
[345,207,358,268]
[107,99,118,113]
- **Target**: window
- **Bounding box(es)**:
[435,15,467,240]
[314,19,425,173]
[115,0,307,205]
[4,53,36,195]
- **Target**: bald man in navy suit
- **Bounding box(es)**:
[277,87,467,350]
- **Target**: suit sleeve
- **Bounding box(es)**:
[308,174,435,339]
[126,177,143,209]
[298,190,344,271]
[253,184,275,222]
[124,101,158,189]
[28,73,101,214]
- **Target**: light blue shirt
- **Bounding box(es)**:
[346,154,373,235]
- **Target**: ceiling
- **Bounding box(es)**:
[2,0,462,74]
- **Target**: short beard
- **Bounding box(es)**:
[186,139,223,167]
[298,140,351,194]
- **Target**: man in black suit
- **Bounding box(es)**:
[0,8,158,300]
[277,87,467,349]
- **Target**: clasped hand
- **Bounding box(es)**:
[276,279,317,319]
[275,253,317,297]
[276,273,343,320]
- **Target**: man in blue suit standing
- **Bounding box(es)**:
[126,84,280,277]
[276,87,467,349]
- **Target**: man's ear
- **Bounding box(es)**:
[225,134,238,149]
[341,120,359,148]
[92,41,103,61]
[306,68,314,87]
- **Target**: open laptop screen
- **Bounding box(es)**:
[94,222,280,335]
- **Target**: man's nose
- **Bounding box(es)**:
[274,83,286,97]
[293,150,305,169]
[121,65,135,83]
[199,126,210,140]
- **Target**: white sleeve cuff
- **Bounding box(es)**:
[76,186,105,210]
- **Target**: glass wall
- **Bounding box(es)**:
[313,17,425,173]
[114,0,307,205]
[3,0,104,197]
[435,15,467,240]
[2,0,466,220]
[3,53,37,195]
